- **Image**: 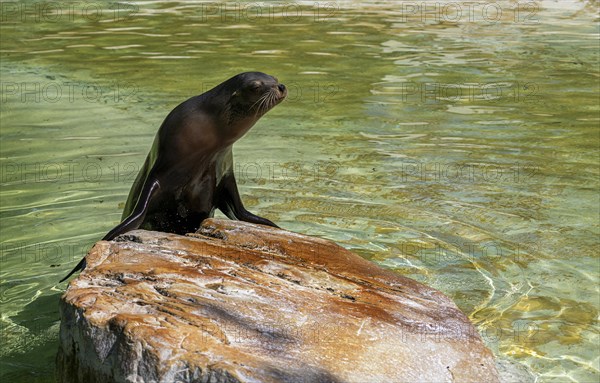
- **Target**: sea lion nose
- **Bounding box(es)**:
[278,84,286,92]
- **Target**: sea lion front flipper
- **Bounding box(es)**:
[218,173,279,228]
[59,178,160,283]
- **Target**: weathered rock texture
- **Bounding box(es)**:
[57,218,499,383]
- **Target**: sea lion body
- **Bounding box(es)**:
[61,72,286,281]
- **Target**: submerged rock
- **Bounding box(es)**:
[57,218,499,383]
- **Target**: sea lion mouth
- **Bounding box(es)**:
[251,84,287,116]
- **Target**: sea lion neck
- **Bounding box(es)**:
[216,114,258,146]
[195,84,260,145]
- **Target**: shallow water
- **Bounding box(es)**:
[1,1,598,381]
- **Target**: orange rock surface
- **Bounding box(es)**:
[57,218,499,382]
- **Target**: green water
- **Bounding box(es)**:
[1,1,598,381]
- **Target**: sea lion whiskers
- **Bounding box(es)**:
[250,90,273,117]
[265,88,278,113]
[256,91,272,116]
[258,88,281,117]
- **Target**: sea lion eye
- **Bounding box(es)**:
[250,81,262,91]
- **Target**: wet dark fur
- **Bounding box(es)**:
[61,72,286,282]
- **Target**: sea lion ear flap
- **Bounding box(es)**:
[232,90,239,97]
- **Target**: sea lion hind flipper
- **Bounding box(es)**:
[217,173,279,228]
[59,178,160,283]
[58,258,86,283]
[102,178,161,241]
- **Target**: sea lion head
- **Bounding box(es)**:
[228,72,287,118]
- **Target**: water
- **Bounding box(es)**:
[1,1,598,381]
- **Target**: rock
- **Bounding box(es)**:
[57,218,499,383]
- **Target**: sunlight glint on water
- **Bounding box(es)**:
[1,1,598,382]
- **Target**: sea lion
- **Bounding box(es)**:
[60,72,286,282]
